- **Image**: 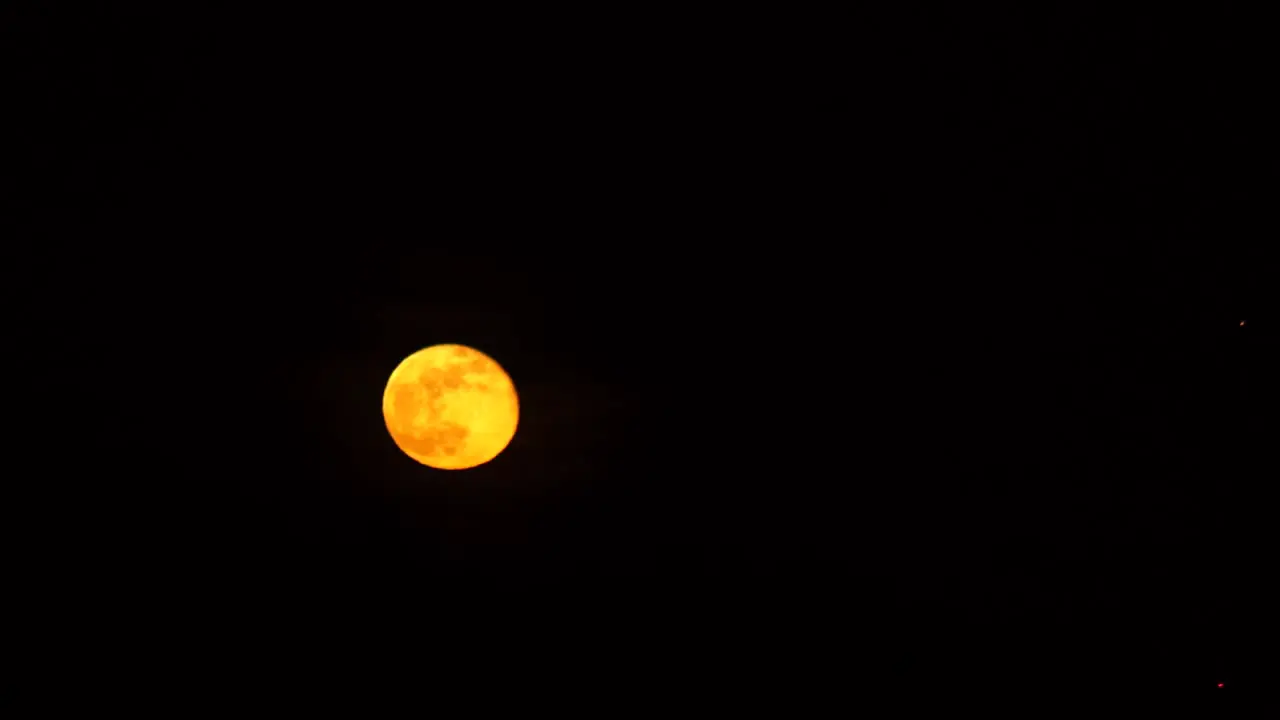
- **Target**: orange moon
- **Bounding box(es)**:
[381,344,519,470]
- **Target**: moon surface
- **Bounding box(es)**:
[382,344,519,470]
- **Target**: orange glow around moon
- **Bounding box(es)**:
[382,344,519,470]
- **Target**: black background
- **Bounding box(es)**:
[12,6,1274,710]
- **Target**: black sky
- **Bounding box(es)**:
[14,6,1274,709]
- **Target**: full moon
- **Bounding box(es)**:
[382,344,519,470]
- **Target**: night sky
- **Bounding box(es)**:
[17,7,1273,709]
